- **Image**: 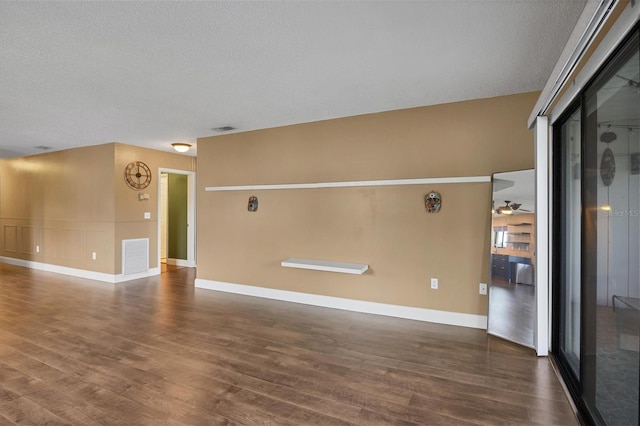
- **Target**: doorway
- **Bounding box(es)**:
[158,168,196,272]
[487,169,536,348]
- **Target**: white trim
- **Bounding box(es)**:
[194,279,488,329]
[528,0,617,127]
[547,128,555,354]
[531,0,640,127]
[534,116,550,356]
[281,258,368,275]
[187,172,196,264]
[114,267,161,283]
[157,168,197,269]
[166,258,195,267]
[549,1,640,125]
[0,256,160,284]
[205,176,490,192]
[159,167,195,175]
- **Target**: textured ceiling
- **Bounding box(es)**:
[0,1,586,159]
[493,169,536,214]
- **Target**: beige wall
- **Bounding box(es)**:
[0,142,195,275]
[0,144,117,273]
[113,143,194,272]
[196,92,538,316]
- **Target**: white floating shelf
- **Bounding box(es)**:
[281,258,368,275]
[205,176,490,192]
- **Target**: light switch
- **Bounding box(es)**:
[144,212,151,219]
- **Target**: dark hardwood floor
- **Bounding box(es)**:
[0,262,578,425]
[487,277,535,348]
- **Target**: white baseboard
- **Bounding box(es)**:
[195,279,487,329]
[0,256,160,284]
[166,258,195,267]
[114,267,161,283]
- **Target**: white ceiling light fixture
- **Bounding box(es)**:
[171,143,191,153]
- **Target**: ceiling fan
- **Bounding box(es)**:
[494,200,531,215]
[615,74,640,93]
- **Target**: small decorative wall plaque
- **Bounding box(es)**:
[248,196,258,212]
[425,191,442,213]
[600,148,616,186]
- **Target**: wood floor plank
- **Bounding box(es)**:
[0,397,70,426]
[0,413,18,426]
[27,307,417,423]
[2,380,104,426]
[0,263,578,425]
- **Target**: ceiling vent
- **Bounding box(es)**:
[211,126,236,132]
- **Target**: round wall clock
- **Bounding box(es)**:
[124,161,152,190]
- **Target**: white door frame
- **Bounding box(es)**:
[157,168,196,267]
[160,173,169,260]
[534,116,550,356]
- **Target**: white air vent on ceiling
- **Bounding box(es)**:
[122,238,149,275]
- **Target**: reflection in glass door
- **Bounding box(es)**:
[585,34,639,426]
[554,27,639,425]
[558,108,582,378]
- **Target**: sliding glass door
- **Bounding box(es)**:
[554,27,639,426]
[557,107,582,379]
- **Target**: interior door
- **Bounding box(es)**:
[487,169,536,348]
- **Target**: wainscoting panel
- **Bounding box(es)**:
[0,219,116,274]
[86,230,107,266]
[20,226,35,254]
[43,227,57,258]
[60,229,82,261]
[3,226,17,253]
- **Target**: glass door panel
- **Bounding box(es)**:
[559,108,582,378]
[585,33,639,426]
[554,27,639,426]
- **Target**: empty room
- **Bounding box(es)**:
[1,1,638,425]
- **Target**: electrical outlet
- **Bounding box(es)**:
[479,283,488,295]
[92,252,97,260]
[36,245,40,253]
[430,278,438,289]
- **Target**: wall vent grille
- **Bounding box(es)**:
[122,238,149,275]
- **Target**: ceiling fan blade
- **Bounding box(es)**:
[615,74,640,87]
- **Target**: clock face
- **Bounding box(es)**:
[124,161,152,190]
